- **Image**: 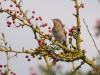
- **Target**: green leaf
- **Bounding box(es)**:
[25,9,29,15]
[72,13,77,17]
[1,33,5,39]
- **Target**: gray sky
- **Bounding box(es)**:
[0,0,100,75]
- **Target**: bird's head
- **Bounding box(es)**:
[52,18,63,27]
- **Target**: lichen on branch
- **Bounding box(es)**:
[0,0,100,74]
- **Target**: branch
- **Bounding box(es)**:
[82,56,100,73]
[72,62,84,74]
[74,0,81,52]
[83,19,100,55]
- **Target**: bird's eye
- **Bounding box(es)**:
[56,19,60,22]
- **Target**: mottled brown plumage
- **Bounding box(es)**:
[52,18,67,46]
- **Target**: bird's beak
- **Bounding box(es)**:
[52,19,55,23]
[52,19,55,25]
[51,19,55,25]
[52,19,54,21]
[52,19,54,23]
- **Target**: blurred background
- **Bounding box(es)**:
[0,0,100,75]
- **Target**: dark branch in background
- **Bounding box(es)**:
[83,19,100,55]
[72,62,85,74]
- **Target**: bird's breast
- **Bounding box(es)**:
[52,27,66,42]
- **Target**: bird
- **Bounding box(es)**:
[52,18,67,46]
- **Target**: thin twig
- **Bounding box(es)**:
[6,52,9,75]
[72,62,84,74]
[72,61,76,75]
[83,19,100,55]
